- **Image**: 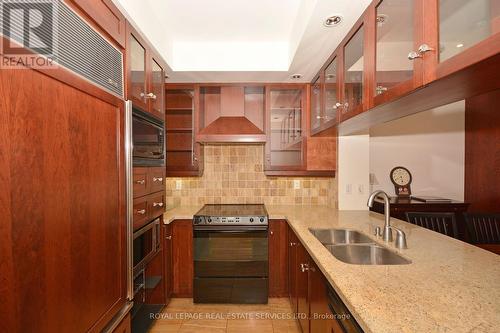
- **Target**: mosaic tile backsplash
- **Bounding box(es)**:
[165,145,337,207]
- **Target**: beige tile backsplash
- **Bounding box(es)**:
[165,144,337,207]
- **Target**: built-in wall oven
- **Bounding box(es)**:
[132,108,165,167]
[193,204,269,303]
[133,219,161,270]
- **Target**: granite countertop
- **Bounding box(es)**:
[163,205,500,333]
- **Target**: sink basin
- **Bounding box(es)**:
[325,244,411,265]
[309,228,373,245]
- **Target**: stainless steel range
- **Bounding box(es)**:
[193,204,269,304]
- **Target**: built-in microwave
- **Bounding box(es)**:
[132,108,165,166]
[133,219,160,271]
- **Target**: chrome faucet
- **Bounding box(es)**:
[367,190,408,249]
[367,190,393,242]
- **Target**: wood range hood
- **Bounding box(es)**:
[196,86,267,143]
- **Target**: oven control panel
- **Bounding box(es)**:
[193,215,268,225]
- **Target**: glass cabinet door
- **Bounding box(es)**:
[268,88,304,168]
[310,77,321,133]
[151,59,164,116]
[324,57,339,123]
[439,0,500,63]
[130,34,147,108]
[376,0,415,95]
[343,26,364,114]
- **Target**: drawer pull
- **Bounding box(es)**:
[165,235,172,240]
[136,209,146,215]
[153,202,164,207]
[153,177,163,182]
[135,179,145,185]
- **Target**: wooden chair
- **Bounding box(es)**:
[464,213,500,244]
[405,212,459,239]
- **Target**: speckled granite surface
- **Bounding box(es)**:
[163,205,500,333]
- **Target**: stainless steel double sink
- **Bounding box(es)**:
[309,228,411,265]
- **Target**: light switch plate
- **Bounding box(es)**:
[293,179,301,189]
[175,180,182,190]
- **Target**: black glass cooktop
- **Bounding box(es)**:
[195,204,268,217]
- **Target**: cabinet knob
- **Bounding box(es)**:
[141,92,157,100]
[153,177,163,182]
[135,179,145,185]
[136,209,146,215]
[153,202,164,207]
[376,85,388,95]
[290,242,296,246]
[165,235,172,240]
[418,43,434,54]
[269,231,274,235]
[300,263,309,272]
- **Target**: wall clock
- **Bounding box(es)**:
[390,166,412,197]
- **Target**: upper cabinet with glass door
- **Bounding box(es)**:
[127,23,167,120]
[374,0,421,105]
[310,76,322,135]
[341,25,365,121]
[427,0,500,80]
[324,56,340,127]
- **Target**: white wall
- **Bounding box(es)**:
[369,101,465,201]
[338,133,370,210]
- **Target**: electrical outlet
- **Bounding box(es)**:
[293,179,301,189]
[175,180,182,190]
[346,184,352,194]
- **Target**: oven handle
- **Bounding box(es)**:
[193,226,268,232]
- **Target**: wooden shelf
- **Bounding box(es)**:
[166,128,192,132]
[166,107,193,111]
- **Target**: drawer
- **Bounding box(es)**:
[133,168,148,198]
[149,193,165,219]
[133,197,149,230]
[148,167,165,193]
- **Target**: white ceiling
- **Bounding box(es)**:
[113,0,372,82]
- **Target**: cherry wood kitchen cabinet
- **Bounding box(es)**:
[171,220,194,297]
[269,220,289,297]
[310,262,332,333]
[126,23,166,120]
[288,227,300,314]
[69,0,126,48]
[132,167,165,231]
[0,60,127,332]
[162,224,173,304]
[165,84,204,176]
[111,313,131,333]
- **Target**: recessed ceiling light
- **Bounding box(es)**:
[291,74,302,79]
[164,74,170,79]
[456,43,464,48]
[324,15,342,27]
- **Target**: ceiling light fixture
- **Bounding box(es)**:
[324,15,342,27]
[291,74,302,79]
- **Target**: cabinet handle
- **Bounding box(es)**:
[135,179,146,185]
[290,242,297,246]
[165,235,172,240]
[153,177,163,182]
[141,92,157,100]
[376,85,388,95]
[153,202,164,207]
[408,44,435,60]
[408,51,422,60]
[270,231,274,235]
[332,102,343,110]
[300,263,309,272]
[136,209,146,215]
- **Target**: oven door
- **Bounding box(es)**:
[193,225,268,303]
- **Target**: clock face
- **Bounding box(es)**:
[391,167,411,186]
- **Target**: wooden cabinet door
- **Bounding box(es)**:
[269,220,288,297]
[128,30,148,111]
[423,0,500,83]
[296,243,310,333]
[171,220,194,297]
[111,313,131,333]
[288,226,299,313]
[0,68,126,332]
[163,224,173,304]
[310,263,330,333]
[310,75,322,134]
[150,57,165,118]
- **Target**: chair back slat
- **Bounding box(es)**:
[464,213,500,244]
[405,212,458,239]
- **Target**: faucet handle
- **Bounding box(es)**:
[391,226,408,249]
[374,226,382,237]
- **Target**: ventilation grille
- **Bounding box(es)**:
[4,0,124,97]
